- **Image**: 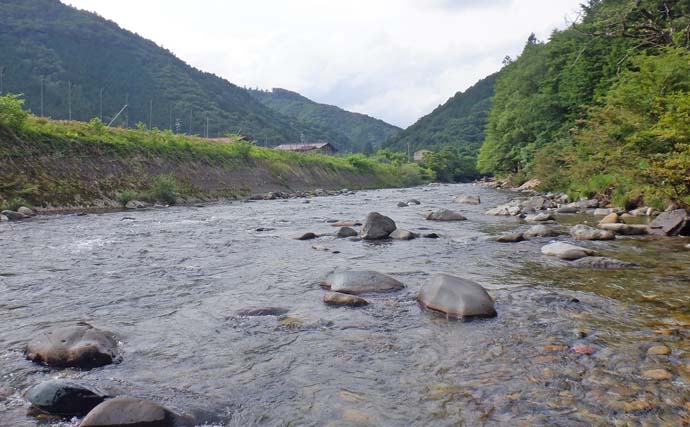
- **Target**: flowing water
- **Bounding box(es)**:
[1,184,689,426]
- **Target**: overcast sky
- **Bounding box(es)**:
[64,0,582,128]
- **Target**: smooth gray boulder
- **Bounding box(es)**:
[397,202,408,207]
[593,208,616,216]
[541,242,598,260]
[390,229,417,240]
[25,380,107,417]
[17,206,35,217]
[525,212,554,222]
[599,223,649,235]
[360,212,396,240]
[323,292,368,307]
[570,257,638,269]
[322,271,404,294]
[454,195,480,205]
[1,210,27,221]
[556,206,579,214]
[426,209,467,221]
[336,227,358,238]
[523,225,562,239]
[80,397,194,427]
[570,224,615,241]
[496,233,525,243]
[649,209,690,236]
[418,274,496,320]
[25,324,119,369]
[525,196,555,210]
[486,203,522,216]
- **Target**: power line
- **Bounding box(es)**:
[40,76,44,117]
[68,80,72,121]
[99,88,103,122]
[148,99,153,129]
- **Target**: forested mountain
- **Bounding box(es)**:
[477,0,690,207]
[383,73,497,155]
[249,88,401,153]
[0,0,327,145]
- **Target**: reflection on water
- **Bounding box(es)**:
[0,184,689,426]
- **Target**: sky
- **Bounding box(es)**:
[64,0,583,128]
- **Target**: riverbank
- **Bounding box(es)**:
[0,116,429,212]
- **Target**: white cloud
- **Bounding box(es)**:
[64,0,582,127]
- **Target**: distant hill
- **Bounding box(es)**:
[383,73,498,154]
[249,88,402,152]
[0,0,311,145]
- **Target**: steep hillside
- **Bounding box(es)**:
[383,73,497,154]
[249,88,402,152]
[0,0,303,144]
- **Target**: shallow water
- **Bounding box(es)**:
[1,184,689,426]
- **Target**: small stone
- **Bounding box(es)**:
[599,223,649,235]
[622,399,654,413]
[426,209,467,221]
[397,201,408,207]
[599,212,620,225]
[407,199,421,205]
[496,233,525,243]
[79,397,194,427]
[417,274,496,319]
[323,271,404,294]
[18,206,35,217]
[523,225,561,239]
[556,206,579,214]
[647,345,671,356]
[336,227,358,238]
[330,220,362,227]
[525,212,554,222]
[541,242,598,260]
[390,229,417,240]
[570,224,615,240]
[294,232,318,240]
[323,292,368,307]
[544,345,568,352]
[642,369,673,380]
[423,233,440,239]
[237,307,288,316]
[454,195,480,205]
[572,344,595,355]
[26,324,119,369]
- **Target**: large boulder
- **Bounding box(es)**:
[541,242,598,260]
[570,224,615,241]
[323,292,368,307]
[25,324,119,369]
[25,380,107,417]
[523,225,562,239]
[360,212,396,240]
[418,274,496,320]
[1,210,27,221]
[599,223,649,236]
[426,209,467,221]
[80,397,194,427]
[454,195,480,205]
[322,271,404,294]
[570,257,638,269]
[648,209,690,236]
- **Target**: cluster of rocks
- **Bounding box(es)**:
[22,323,194,426]
[1,206,35,222]
[250,188,355,201]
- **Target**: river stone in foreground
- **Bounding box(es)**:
[523,225,562,239]
[648,208,690,236]
[390,229,417,240]
[360,212,396,240]
[570,224,615,241]
[418,274,496,320]
[26,324,119,369]
[323,292,368,307]
[80,397,194,427]
[541,242,598,260]
[324,271,404,294]
[25,380,107,417]
[426,209,467,221]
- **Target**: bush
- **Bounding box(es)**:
[117,190,137,206]
[0,196,32,211]
[0,93,28,130]
[145,175,179,205]
[88,117,106,134]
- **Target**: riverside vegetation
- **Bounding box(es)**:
[0,94,431,210]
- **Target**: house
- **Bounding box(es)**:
[275,142,338,155]
[414,149,432,162]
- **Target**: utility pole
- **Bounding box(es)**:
[125,93,129,128]
[407,142,411,161]
[40,76,44,117]
[149,99,153,129]
[99,88,103,121]
[68,80,72,121]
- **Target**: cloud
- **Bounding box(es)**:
[64,0,582,127]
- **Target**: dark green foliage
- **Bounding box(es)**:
[1,196,31,211]
[0,93,29,130]
[249,88,401,152]
[116,190,137,207]
[146,175,179,205]
[420,146,481,183]
[383,73,497,156]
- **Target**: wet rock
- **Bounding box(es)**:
[496,233,525,243]
[648,209,690,236]
[80,397,194,427]
[0,385,11,400]
[407,199,421,205]
[255,227,275,232]
[629,207,654,216]
[599,223,649,235]
[323,292,368,307]
[647,345,671,355]
[571,199,599,209]
[570,257,637,269]
[593,208,617,216]
[417,274,496,320]
[518,179,542,190]
[25,324,119,369]
[572,343,595,355]
[294,232,318,241]
[642,369,673,380]
[18,206,35,217]
[336,227,358,238]
[525,212,554,222]
[486,203,522,216]
[397,202,408,207]
[25,380,107,417]
[237,307,288,316]
[360,212,397,240]
[390,229,417,240]
[323,271,404,294]
[423,233,440,239]
[426,209,467,221]
[556,206,579,214]
[599,212,620,225]
[330,220,362,227]
[124,200,147,209]
[1,210,27,221]
[570,224,615,241]
[541,242,598,260]
[525,196,555,210]
[523,225,562,239]
[454,195,480,205]
[347,236,362,242]
[0,214,8,222]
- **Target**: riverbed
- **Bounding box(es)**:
[1,184,689,426]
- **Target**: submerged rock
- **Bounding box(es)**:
[390,229,417,240]
[570,224,615,241]
[336,227,358,238]
[454,195,480,205]
[330,220,362,227]
[417,274,496,320]
[570,257,637,269]
[496,233,525,243]
[25,324,119,369]
[541,242,598,260]
[556,206,579,214]
[397,201,408,207]
[599,223,649,236]
[323,271,404,294]
[360,212,397,240]
[237,307,288,316]
[648,209,690,236]
[426,209,467,221]
[294,232,318,241]
[80,397,194,427]
[25,380,107,417]
[323,292,369,307]
[423,233,440,239]
[523,225,562,239]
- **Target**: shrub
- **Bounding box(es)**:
[0,93,28,130]
[1,196,32,211]
[88,117,106,134]
[146,174,179,205]
[117,190,138,206]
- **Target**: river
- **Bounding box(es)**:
[1,184,689,426]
